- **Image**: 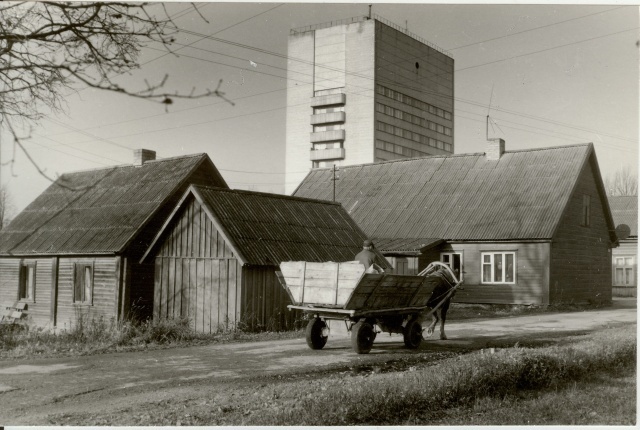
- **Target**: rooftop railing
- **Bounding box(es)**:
[290,14,451,57]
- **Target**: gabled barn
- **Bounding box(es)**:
[293,141,618,305]
[141,185,391,332]
[609,195,637,296]
[0,150,228,328]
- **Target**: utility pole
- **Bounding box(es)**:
[332,164,340,202]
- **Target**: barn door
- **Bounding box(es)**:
[154,257,238,333]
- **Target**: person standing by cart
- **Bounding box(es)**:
[355,240,377,269]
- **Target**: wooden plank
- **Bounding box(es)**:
[203,259,212,334]
[212,230,219,258]
[188,258,197,331]
[161,257,170,318]
[211,259,220,331]
[174,258,182,318]
[299,262,307,305]
[194,203,202,259]
[227,260,237,328]
[153,258,162,320]
[204,217,210,258]
[167,257,175,318]
[219,259,229,330]
[196,259,204,332]
[235,262,243,327]
[181,258,189,318]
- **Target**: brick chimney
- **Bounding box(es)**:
[133,149,156,166]
[486,138,505,161]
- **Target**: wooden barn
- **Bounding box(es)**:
[609,195,637,297]
[141,185,391,333]
[293,141,618,305]
[0,150,228,328]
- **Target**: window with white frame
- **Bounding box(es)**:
[73,263,94,305]
[440,252,463,280]
[481,252,516,284]
[613,256,635,286]
[19,261,36,301]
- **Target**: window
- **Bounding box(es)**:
[614,256,635,286]
[19,261,36,301]
[582,194,591,227]
[74,263,94,305]
[481,252,516,284]
[441,252,463,280]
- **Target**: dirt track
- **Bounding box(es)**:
[0,299,636,425]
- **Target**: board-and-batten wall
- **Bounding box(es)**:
[152,197,301,332]
[153,197,242,332]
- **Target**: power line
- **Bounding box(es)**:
[447,6,626,51]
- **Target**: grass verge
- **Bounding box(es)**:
[0,316,302,360]
[47,324,636,426]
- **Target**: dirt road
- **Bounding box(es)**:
[0,299,636,424]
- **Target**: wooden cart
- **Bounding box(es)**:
[277,261,461,354]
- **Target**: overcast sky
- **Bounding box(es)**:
[2,2,638,216]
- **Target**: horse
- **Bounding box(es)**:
[420,264,460,340]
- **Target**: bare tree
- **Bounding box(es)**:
[0,186,14,229]
[0,1,230,181]
[604,165,638,196]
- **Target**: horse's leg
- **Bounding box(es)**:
[426,310,439,336]
[439,299,450,340]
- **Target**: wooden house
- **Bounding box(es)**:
[293,141,618,305]
[0,150,228,328]
[609,195,637,297]
[141,185,391,333]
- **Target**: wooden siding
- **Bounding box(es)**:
[612,239,637,297]
[156,196,235,260]
[0,258,54,327]
[56,257,118,330]
[152,196,241,332]
[419,242,550,305]
[0,258,21,308]
[241,267,300,331]
[154,257,242,332]
[550,160,612,304]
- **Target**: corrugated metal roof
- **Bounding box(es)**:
[609,196,638,237]
[372,238,443,253]
[192,186,392,268]
[294,144,602,241]
[0,154,227,255]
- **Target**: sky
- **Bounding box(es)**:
[1,1,638,217]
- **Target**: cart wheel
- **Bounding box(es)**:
[403,319,423,349]
[305,318,328,350]
[351,321,375,354]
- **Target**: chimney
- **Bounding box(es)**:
[133,149,156,166]
[486,139,505,161]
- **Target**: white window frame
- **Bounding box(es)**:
[481,252,517,285]
[440,252,463,280]
[613,255,635,286]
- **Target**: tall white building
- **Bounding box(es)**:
[285,15,455,194]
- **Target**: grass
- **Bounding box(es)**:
[447,300,613,321]
[431,373,636,425]
[47,323,637,426]
[0,316,303,360]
